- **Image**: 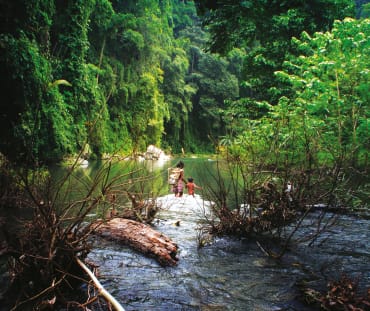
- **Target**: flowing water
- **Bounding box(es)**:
[1,157,368,310]
[81,158,370,311]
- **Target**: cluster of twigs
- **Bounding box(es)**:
[208,179,297,237]
[199,154,363,257]
[303,274,370,310]
[0,154,159,310]
[197,153,369,308]
[202,167,293,235]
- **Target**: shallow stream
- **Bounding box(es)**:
[87,193,370,311]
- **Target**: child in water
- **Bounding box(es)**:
[186,177,202,197]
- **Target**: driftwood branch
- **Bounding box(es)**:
[76,258,125,311]
[93,218,179,266]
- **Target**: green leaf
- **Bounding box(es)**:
[48,79,72,88]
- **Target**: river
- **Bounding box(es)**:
[74,157,369,311]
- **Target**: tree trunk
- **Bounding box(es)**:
[93,218,179,266]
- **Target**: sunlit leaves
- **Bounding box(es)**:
[276,18,369,166]
[48,80,72,88]
[220,17,368,170]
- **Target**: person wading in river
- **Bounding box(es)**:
[186,177,202,197]
[173,161,185,197]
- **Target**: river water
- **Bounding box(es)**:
[81,158,370,311]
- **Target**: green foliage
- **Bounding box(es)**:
[0,32,75,163]
[194,0,356,107]
[171,0,198,37]
[227,18,369,170]
[276,18,369,167]
[360,3,370,18]
[1,0,317,163]
[162,46,194,146]
[186,49,240,148]
[0,0,186,162]
[356,0,370,18]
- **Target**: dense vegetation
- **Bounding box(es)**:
[192,2,369,243]
[0,0,368,170]
[0,0,239,164]
[194,0,368,168]
[0,0,369,310]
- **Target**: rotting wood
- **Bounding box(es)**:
[93,218,179,266]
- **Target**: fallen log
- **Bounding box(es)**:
[93,218,178,266]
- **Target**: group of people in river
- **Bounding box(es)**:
[169,161,202,197]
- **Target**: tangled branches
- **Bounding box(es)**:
[303,274,370,311]
[0,155,159,310]
[0,161,100,309]
[199,154,365,259]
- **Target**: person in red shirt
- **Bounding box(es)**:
[186,177,202,197]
